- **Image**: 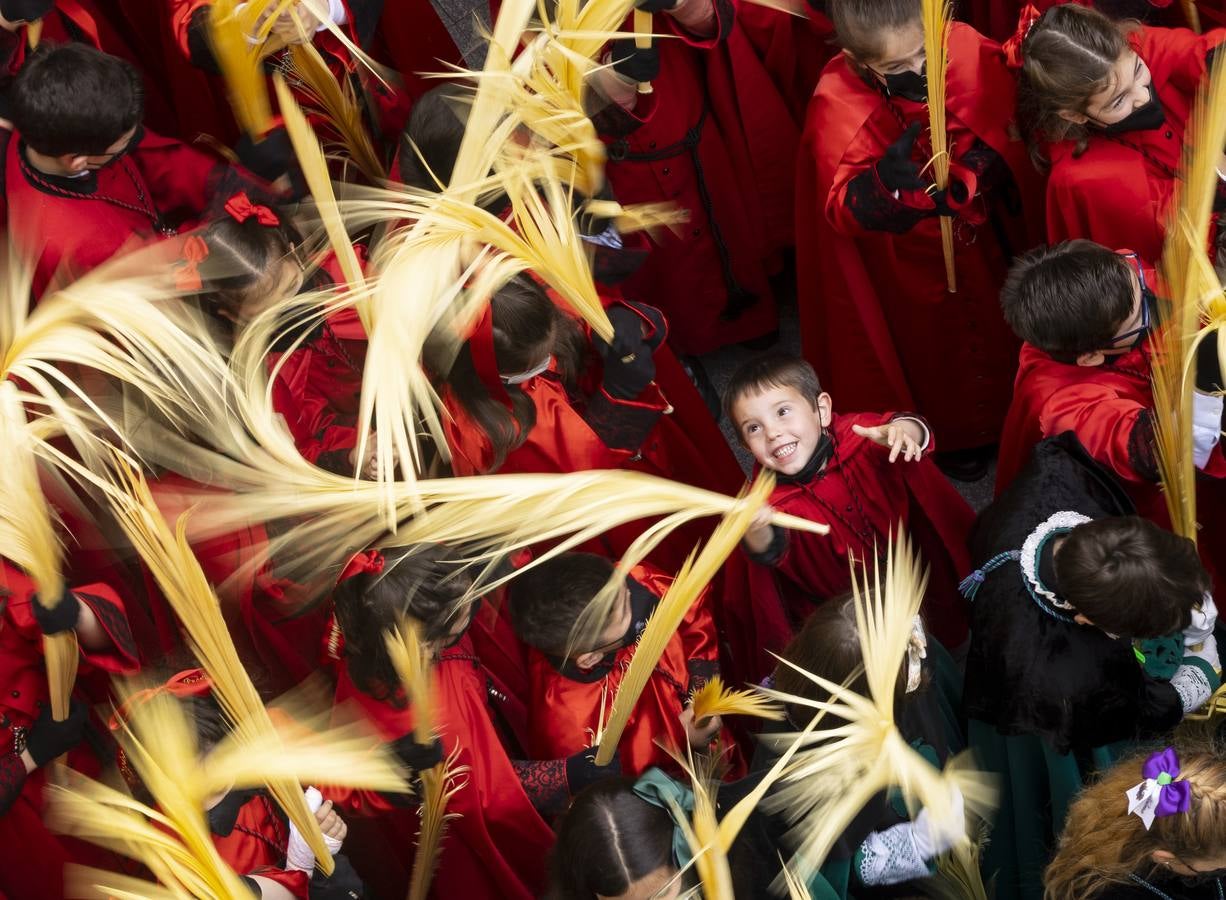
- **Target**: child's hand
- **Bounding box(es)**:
[852,420,926,463]
[314,799,348,845]
[680,703,722,748]
[742,505,776,555]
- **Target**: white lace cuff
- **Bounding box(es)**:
[1171,662,1214,714]
[857,822,930,886]
[1192,391,1223,470]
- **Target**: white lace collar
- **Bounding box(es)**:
[1019,511,1091,612]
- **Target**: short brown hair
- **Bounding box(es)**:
[1055,517,1208,638]
[722,352,822,426]
[829,0,922,62]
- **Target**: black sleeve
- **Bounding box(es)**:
[0,752,27,816]
[744,526,788,567]
[186,5,223,74]
[510,758,570,817]
[580,388,662,452]
[345,0,385,46]
[844,168,929,234]
[1127,409,1161,483]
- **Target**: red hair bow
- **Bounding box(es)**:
[339,548,385,584]
[175,235,209,291]
[108,668,212,731]
[1003,4,1041,69]
[224,191,280,226]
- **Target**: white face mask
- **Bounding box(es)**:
[500,355,553,385]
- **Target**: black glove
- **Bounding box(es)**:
[620,300,667,350]
[310,852,365,899]
[610,38,660,83]
[876,122,925,193]
[1196,329,1224,394]
[635,0,679,11]
[392,734,445,772]
[234,125,305,196]
[31,590,80,636]
[25,699,88,768]
[596,305,657,399]
[565,746,621,794]
[578,181,617,238]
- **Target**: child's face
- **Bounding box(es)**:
[573,583,633,671]
[1069,50,1155,127]
[733,385,832,477]
[1077,265,1147,366]
[859,23,926,78]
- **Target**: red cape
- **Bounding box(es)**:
[524,563,742,778]
[996,340,1226,595]
[599,8,779,354]
[0,562,137,900]
[326,631,554,900]
[734,0,836,125]
[1044,25,1226,264]
[212,795,309,898]
[795,22,1039,451]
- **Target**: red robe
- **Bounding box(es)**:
[440,307,742,572]
[996,339,1226,592]
[0,563,138,900]
[734,0,836,125]
[599,3,780,355]
[796,23,1038,451]
[961,0,1182,42]
[1044,25,1226,264]
[324,628,553,900]
[2,127,231,296]
[524,563,740,778]
[211,794,309,899]
[726,412,974,683]
[151,0,408,147]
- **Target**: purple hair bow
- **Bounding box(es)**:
[1126,747,1192,830]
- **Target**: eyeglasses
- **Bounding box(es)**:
[1109,251,1151,348]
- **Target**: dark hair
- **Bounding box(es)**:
[546,778,677,900]
[10,44,144,156]
[507,552,615,655]
[332,545,478,703]
[1017,5,1134,170]
[397,84,467,192]
[1055,517,1208,638]
[437,275,588,471]
[774,591,912,725]
[829,0,921,62]
[722,352,822,426]
[195,209,303,322]
[1000,240,1136,360]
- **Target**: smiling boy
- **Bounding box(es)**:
[723,352,974,652]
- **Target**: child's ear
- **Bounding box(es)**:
[573,650,604,671]
[816,392,834,428]
[65,154,89,173]
[1056,108,1089,126]
[1075,350,1106,368]
[1151,850,1178,867]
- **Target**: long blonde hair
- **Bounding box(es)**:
[1045,750,1226,899]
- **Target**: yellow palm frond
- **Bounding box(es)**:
[921,0,956,292]
[689,675,784,723]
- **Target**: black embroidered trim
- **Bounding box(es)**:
[1129,409,1162,483]
[511,758,569,816]
[844,168,926,234]
[0,751,27,816]
[685,658,720,694]
[77,590,138,661]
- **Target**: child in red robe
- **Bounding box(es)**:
[507,551,738,778]
[320,546,611,900]
[796,0,1038,475]
[436,272,741,570]
[0,560,139,900]
[996,240,1226,588]
[1017,4,1226,264]
[726,353,973,679]
[3,43,259,295]
[585,0,780,355]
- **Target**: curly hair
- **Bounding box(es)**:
[1045,750,1226,899]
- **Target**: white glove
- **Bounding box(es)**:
[1185,594,1218,647]
[1185,633,1221,675]
[911,784,965,860]
[285,787,344,872]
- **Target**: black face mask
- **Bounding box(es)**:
[1176,867,1226,888]
[777,428,835,485]
[877,66,928,104]
[1096,83,1166,135]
